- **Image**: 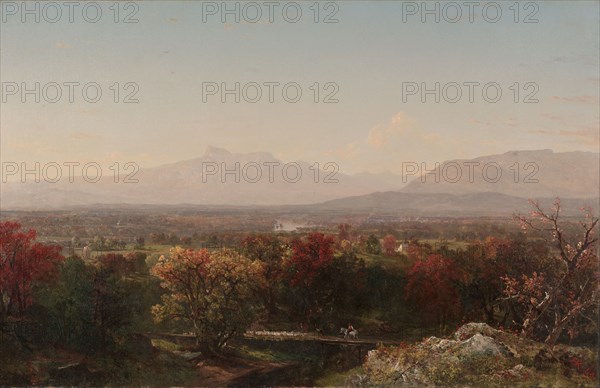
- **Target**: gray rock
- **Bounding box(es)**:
[458,333,510,358]
[454,322,499,341]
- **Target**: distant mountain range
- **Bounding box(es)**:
[1,148,598,215]
[307,192,598,217]
[402,149,599,199]
[0,146,405,209]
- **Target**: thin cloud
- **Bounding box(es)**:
[529,129,556,135]
[529,125,599,144]
[468,117,518,127]
[541,113,567,124]
[367,112,415,148]
[551,95,598,105]
[563,126,600,139]
[325,142,359,160]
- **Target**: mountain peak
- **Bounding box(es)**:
[203,146,232,158]
[502,149,554,156]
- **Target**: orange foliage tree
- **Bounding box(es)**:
[152,247,264,350]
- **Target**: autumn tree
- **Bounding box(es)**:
[152,247,264,351]
[134,236,145,249]
[91,235,107,251]
[239,234,285,317]
[503,199,599,348]
[337,224,356,254]
[0,222,63,322]
[97,251,148,275]
[285,233,335,325]
[71,236,81,248]
[284,233,365,328]
[455,237,548,325]
[405,254,463,330]
[337,223,352,242]
[180,236,193,246]
[166,232,180,246]
[150,232,166,244]
[98,253,133,275]
[406,239,432,261]
[382,234,398,256]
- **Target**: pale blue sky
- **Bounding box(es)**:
[1,1,598,173]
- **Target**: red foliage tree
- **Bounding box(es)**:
[458,236,543,324]
[288,233,335,287]
[0,222,63,320]
[382,234,398,256]
[406,239,431,262]
[404,254,463,328]
[179,236,192,246]
[285,233,344,325]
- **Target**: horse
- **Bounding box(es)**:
[340,327,358,339]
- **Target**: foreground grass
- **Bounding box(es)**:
[0,334,195,387]
[315,366,364,386]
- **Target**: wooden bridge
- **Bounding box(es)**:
[245,332,402,346]
[147,331,401,346]
[146,331,403,363]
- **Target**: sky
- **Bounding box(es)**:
[1,0,598,174]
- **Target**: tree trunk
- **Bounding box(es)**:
[544,302,592,348]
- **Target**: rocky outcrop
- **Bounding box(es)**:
[354,323,597,387]
[454,322,500,340]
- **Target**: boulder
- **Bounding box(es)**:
[434,338,457,352]
[458,333,512,358]
[173,350,203,362]
[454,322,499,341]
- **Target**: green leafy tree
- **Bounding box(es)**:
[39,255,143,352]
[38,257,98,350]
[239,235,285,317]
[366,234,382,255]
[134,236,145,249]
